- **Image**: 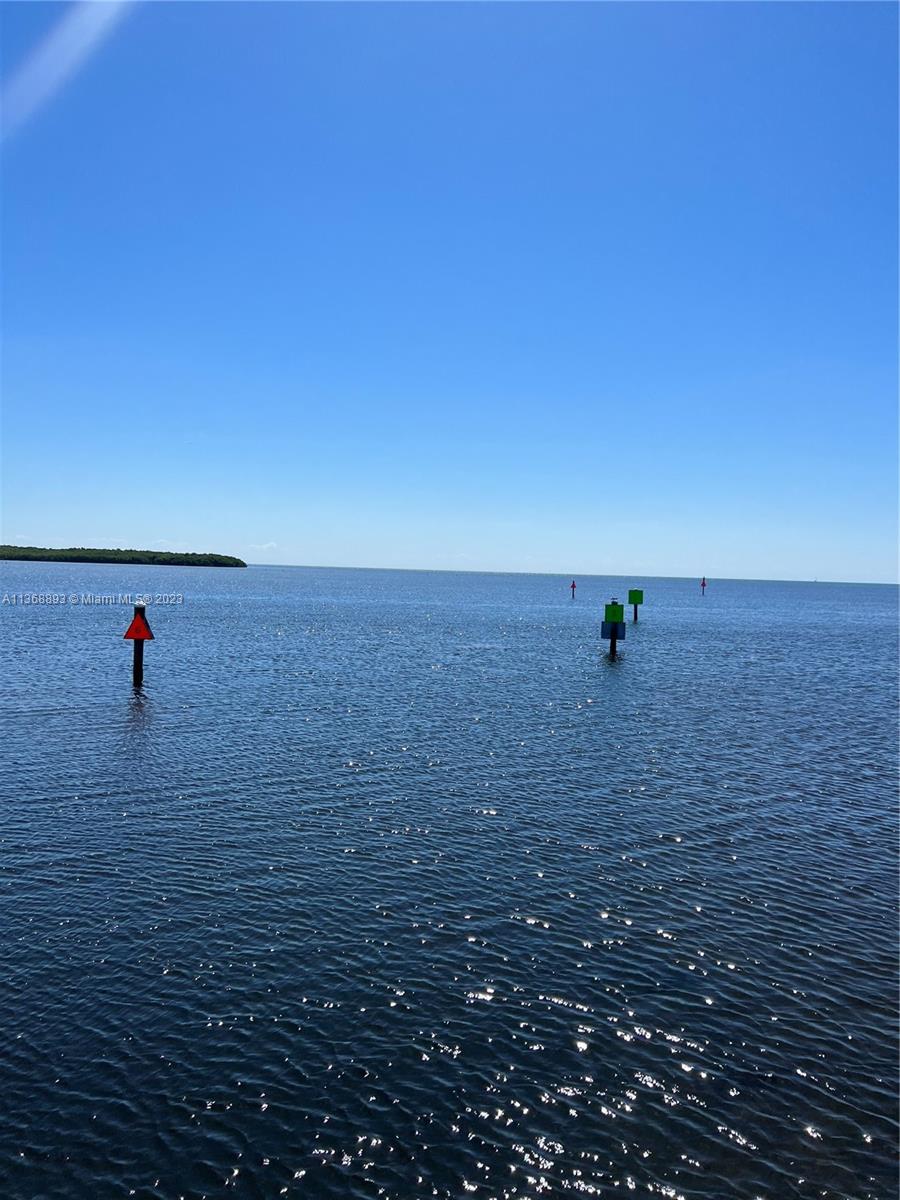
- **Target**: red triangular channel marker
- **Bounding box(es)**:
[123,613,154,640]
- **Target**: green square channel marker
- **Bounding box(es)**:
[628,589,643,605]
[605,602,624,623]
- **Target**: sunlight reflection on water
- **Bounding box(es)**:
[0,565,897,1199]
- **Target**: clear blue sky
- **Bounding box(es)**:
[1,1,896,581]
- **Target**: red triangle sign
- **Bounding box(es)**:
[124,612,154,640]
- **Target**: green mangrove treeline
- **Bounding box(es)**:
[1,546,247,568]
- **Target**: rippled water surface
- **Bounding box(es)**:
[1,564,897,1200]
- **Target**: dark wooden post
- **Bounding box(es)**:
[132,630,144,686]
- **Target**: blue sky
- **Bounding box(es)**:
[1,1,896,581]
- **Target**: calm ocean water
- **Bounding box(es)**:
[1,563,897,1200]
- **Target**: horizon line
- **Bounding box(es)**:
[243,561,899,587]
[4,547,895,586]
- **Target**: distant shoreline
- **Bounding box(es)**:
[1,546,247,568]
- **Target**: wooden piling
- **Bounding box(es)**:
[132,633,144,687]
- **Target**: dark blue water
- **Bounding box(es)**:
[1,564,897,1200]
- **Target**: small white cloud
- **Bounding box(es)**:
[249,541,278,551]
[2,1,133,142]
